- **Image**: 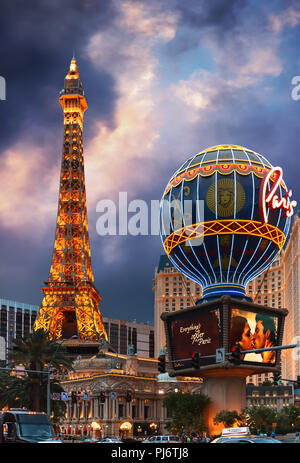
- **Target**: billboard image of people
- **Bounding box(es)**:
[168,307,222,370]
[229,308,279,365]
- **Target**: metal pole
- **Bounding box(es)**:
[46,335,76,417]
[168,343,300,363]
[46,339,66,417]
[47,366,51,417]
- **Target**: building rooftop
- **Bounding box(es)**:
[157,255,174,273]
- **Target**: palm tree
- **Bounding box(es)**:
[8,329,73,412]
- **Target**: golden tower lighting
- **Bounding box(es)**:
[34,57,108,342]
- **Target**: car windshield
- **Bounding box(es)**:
[252,438,281,443]
[20,424,55,438]
[223,439,252,443]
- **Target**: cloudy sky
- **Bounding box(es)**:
[0,0,300,324]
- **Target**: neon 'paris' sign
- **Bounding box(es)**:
[260,166,297,223]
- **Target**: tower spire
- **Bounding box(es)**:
[34,59,108,343]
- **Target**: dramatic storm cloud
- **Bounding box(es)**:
[0,0,299,323]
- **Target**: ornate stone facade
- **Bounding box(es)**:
[59,350,203,438]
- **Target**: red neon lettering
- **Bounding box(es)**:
[260,166,297,223]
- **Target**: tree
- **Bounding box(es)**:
[163,392,211,435]
[277,405,300,434]
[213,410,244,428]
[0,368,31,409]
[0,368,67,423]
[242,406,277,434]
[7,329,72,412]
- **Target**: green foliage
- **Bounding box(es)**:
[163,392,211,435]
[213,410,244,428]
[242,406,277,434]
[1,329,73,415]
[276,405,300,434]
[0,368,31,409]
[215,405,300,435]
[9,329,72,374]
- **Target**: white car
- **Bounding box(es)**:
[99,437,123,443]
[211,428,281,444]
[211,436,281,443]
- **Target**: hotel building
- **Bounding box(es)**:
[153,255,202,358]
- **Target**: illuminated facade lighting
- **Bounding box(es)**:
[34,58,107,342]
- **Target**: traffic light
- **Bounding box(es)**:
[191,351,200,369]
[297,376,300,389]
[230,344,241,365]
[126,391,133,403]
[100,392,106,403]
[273,372,281,385]
[71,391,77,404]
[158,355,166,373]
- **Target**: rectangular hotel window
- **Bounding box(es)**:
[132,328,137,353]
[9,307,15,338]
[30,311,37,330]
[132,405,136,419]
[16,309,22,338]
[0,306,7,339]
[118,404,124,419]
[120,325,127,355]
[110,324,119,352]
[149,331,154,358]
[24,310,30,337]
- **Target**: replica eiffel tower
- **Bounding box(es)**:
[34,57,108,347]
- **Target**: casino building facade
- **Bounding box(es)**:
[58,350,203,438]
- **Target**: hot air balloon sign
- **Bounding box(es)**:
[159,145,297,300]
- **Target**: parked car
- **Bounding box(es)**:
[99,437,123,443]
[211,428,281,444]
[143,435,180,443]
[81,437,101,443]
[211,436,281,443]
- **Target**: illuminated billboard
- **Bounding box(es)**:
[229,307,279,365]
[166,305,222,371]
[162,296,287,376]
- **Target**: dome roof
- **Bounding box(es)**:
[174,144,273,179]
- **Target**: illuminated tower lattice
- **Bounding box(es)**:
[34,57,108,342]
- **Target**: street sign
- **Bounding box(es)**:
[61,392,69,401]
[216,348,225,363]
[110,391,117,400]
[83,392,90,400]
